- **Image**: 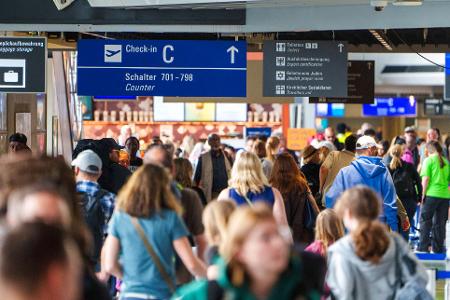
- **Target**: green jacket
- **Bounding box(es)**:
[173,256,320,300]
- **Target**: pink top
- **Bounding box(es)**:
[402,149,414,165]
[305,240,326,257]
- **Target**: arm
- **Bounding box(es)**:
[272,188,293,244]
[217,188,230,201]
[194,234,207,263]
[325,170,345,208]
[326,252,355,300]
[383,175,398,232]
[193,156,202,186]
[421,176,429,203]
[319,165,329,193]
[173,237,207,278]
[412,166,423,201]
[102,235,123,279]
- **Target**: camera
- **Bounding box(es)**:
[371,0,388,11]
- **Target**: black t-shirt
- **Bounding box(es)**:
[300,163,321,197]
[98,163,131,194]
[128,157,143,173]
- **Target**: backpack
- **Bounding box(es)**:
[391,166,416,198]
[79,189,108,264]
[392,235,433,300]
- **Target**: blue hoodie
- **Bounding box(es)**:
[325,156,398,231]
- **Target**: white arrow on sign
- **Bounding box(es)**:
[227,46,239,64]
[338,43,344,53]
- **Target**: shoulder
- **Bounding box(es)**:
[217,188,231,201]
[174,279,208,300]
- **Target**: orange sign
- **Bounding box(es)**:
[287,128,317,150]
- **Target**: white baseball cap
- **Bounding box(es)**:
[356,135,379,150]
[71,150,102,174]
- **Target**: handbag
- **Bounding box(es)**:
[130,216,176,293]
[303,193,318,230]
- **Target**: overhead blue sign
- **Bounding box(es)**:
[245,127,272,138]
[77,40,247,97]
[362,97,416,117]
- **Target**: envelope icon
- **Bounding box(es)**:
[4,71,19,83]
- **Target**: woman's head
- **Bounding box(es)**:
[426,140,446,168]
[252,140,267,159]
[221,204,290,286]
[117,163,182,217]
[335,186,389,264]
[202,200,236,246]
[389,144,404,170]
[125,136,140,157]
[314,209,344,255]
[173,158,193,188]
[229,151,268,196]
[270,152,308,195]
[302,145,320,164]
[266,136,280,162]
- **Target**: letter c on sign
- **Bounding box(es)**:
[163,45,174,64]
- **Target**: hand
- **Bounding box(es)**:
[402,218,411,232]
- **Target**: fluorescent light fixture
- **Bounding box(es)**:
[369,29,394,51]
[392,0,423,6]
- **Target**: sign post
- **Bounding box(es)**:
[77,40,247,97]
[263,40,348,97]
[0,37,47,93]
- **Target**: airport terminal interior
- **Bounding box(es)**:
[0,0,450,299]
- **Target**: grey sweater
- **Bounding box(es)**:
[327,233,428,300]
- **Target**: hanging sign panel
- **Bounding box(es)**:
[77,40,247,97]
[309,60,374,104]
[263,40,348,97]
[0,37,46,93]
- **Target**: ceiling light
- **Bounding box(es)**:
[392,0,423,6]
[369,29,394,51]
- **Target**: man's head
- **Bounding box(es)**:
[336,123,347,135]
[125,137,140,157]
[8,133,28,153]
[71,150,102,182]
[208,134,221,151]
[404,126,417,145]
[324,127,337,143]
[355,135,380,157]
[426,128,439,143]
[344,134,357,153]
[143,144,173,171]
[100,138,124,163]
[0,222,81,300]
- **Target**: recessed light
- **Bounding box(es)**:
[392,0,423,6]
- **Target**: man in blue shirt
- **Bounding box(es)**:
[326,136,398,231]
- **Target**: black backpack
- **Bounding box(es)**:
[79,189,108,264]
[391,166,416,198]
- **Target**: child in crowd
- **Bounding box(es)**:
[305,209,344,257]
[202,200,236,278]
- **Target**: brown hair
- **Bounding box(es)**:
[202,200,236,246]
[266,136,280,162]
[270,152,309,195]
[427,140,446,168]
[314,209,345,256]
[173,158,194,188]
[252,140,267,159]
[0,155,91,266]
[389,144,404,171]
[220,204,275,286]
[334,186,390,264]
[117,163,182,217]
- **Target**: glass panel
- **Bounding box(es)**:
[15,113,31,146]
[0,93,6,131]
[0,134,7,155]
[36,93,46,130]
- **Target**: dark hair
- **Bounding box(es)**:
[125,136,139,146]
[252,140,267,159]
[173,158,193,188]
[426,141,446,168]
[363,128,377,137]
[270,152,309,195]
[336,123,347,134]
[394,136,406,145]
[380,140,390,153]
[335,186,390,264]
[433,127,441,139]
[0,222,77,295]
[8,133,27,144]
[344,134,357,152]
[145,144,173,170]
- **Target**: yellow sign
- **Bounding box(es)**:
[287,128,317,150]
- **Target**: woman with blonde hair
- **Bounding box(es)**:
[387,144,422,240]
[305,209,344,257]
[266,136,281,163]
[176,204,321,299]
[102,164,206,300]
[217,151,289,227]
[327,186,429,300]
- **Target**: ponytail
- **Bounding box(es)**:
[351,220,390,264]
[389,144,403,171]
[266,136,280,163]
[427,141,445,168]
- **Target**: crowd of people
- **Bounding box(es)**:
[0,122,449,300]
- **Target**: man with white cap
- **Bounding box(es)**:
[72,150,115,273]
[325,135,398,231]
